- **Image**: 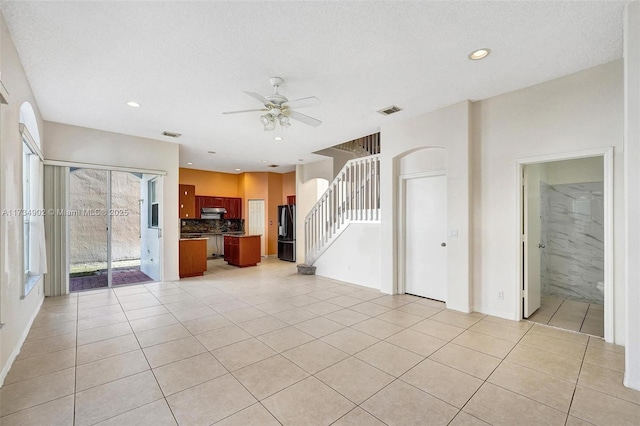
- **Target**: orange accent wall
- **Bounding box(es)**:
[179,168,239,197]
[267,174,283,255]
[282,171,296,204]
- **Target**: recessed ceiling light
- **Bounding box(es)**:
[261,160,268,163]
[298,159,304,162]
[469,48,490,60]
[274,136,283,141]
[126,101,141,108]
[235,168,241,171]
[186,162,193,165]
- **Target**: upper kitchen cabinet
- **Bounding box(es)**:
[225,198,242,219]
[194,195,242,219]
[179,184,196,218]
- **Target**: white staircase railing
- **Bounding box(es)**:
[304,154,381,265]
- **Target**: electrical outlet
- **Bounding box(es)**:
[448,229,459,238]
[497,291,504,300]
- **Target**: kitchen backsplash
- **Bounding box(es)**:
[181,218,244,234]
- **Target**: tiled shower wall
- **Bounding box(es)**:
[540,182,604,304]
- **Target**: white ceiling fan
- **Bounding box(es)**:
[223,77,322,130]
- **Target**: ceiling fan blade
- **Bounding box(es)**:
[243,91,271,105]
[222,108,268,115]
[282,96,321,109]
[288,110,322,127]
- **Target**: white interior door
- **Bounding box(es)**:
[523,165,541,317]
[248,199,266,256]
[404,174,448,301]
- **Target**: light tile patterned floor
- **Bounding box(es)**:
[528,295,604,337]
[1,259,638,425]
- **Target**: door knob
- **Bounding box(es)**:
[441,242,446,247]
[539,243,545,249]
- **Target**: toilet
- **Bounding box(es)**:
[597,281,604,296]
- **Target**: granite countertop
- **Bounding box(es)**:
[180,232,245,236]
[226,234,261,238]
[179,237,209,241]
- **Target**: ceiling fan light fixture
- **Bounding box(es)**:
[279,115,291,128]
[261,114,276,131]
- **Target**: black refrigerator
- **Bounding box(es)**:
[277,204,296,262]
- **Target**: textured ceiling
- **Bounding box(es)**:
[0,1,626,173]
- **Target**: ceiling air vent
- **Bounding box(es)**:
[267,164,279,168]
[162,131,182,138]
[377,105,403,116]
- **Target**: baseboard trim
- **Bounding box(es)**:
[0,296,44,387]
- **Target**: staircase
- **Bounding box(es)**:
[304,154,381,266]
[333,133,380,157]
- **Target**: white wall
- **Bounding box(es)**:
[381,101,472,312]
[140,173,162,281]
[44,121,180,282]
[545,157,604,185]
[295,161,331,263]
[624,1,640,391]
[0,12,46,384]
[472,60,625,343]
[314,223,381,289]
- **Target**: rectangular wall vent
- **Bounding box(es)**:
[162,131,182,138]
[377,105,403,116]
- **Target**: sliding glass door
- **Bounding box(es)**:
[68,168,162,291]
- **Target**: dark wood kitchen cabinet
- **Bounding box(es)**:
[179,184,196,218]
[224,235,260,267]
[179,238,207,277]
[196,195,242,219]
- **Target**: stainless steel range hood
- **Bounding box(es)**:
[201,207,226,219]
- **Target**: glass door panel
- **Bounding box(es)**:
[68,168,109,291]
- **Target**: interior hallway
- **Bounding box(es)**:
[0,259,637,425]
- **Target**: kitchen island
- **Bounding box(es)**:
[224,235,261,267]
[179,238,208,278]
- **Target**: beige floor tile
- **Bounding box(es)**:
[580,322,604,337]
[4,347,76,385]
[25,321,77,341]
[272,307,318,325]
[171,305,217,322]
[129,313,179,333]
[0,395,74,426]
[507,345,582,382]
[355,341,424,377]
[182,314,233,334]
[430,310,484,328]
[349,301,393,316]
[570,386,640,426]
[116,292,157,304]
[120,298,162,312]
[349,289,385,302]
[452,330,516,359]
[487,361,576,412]
[17,332,77,360]
[210,299,252,313]
[95,399,177,426]
[583,345,625,373]
[233,354,309,400]
[75,370,163,426]
[565,415,596,426]
[167,374,257,425]
[401,358,483,408]
[257,326,315,352]
[578,362,640,405]
[326,295,363,308]
[449,411,491,425]
[77,334,141,365]
[413,297,447,309]
[430,343,501,380]
[385,329,447,356]
[469,320,528,342]
[76,349,149,391]
[77,312,128,331]
[256,300,296,314]
[143,335,207,368]
[154,352,228,396]
[77,304,124,320]
[316,357,394,404]
[321,328,380,355]
[195,324,252,351]
[411,318,466,341]
[135,323,190,348]
[124,305,170,321]
[0,368,75,416]
[483,315,533,330]
[548,317,582,332]
[464,382,566,426]
[200,293,238,306]
[155,292,196,304]
[304,300,344,315]
[519,331,587,360]
[396,302,444,318]
[222,306,269,323]
[308,289,343,300]
[163,299,208,313]
[214,403,280,425]
[351,317,404,339]
[77,321,133,346]
[333,407,386,426]
[530,323,589,345]
[262,376,355,425]
[370,295,413,308]
[323,308,370,326]
[293,316,345,338]
[281,294,320,307]
[238,315,288,336]
[213,338,277,371]
[282,339,349,374]
[362,379,458,425]
[376,309,424,327]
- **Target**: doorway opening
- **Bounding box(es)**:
[68,168,163,291]
[519,150,612,340]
